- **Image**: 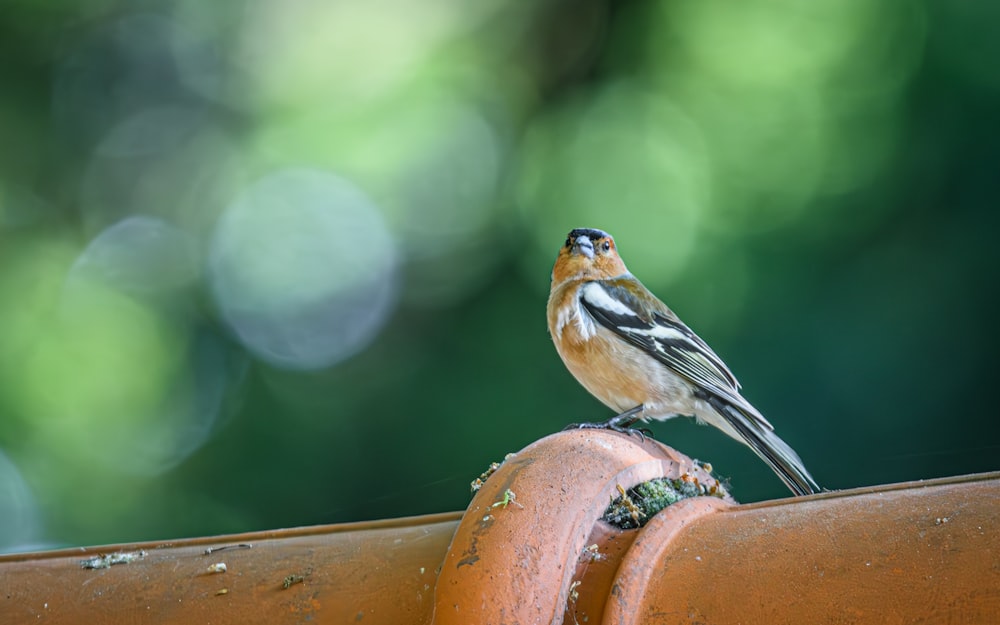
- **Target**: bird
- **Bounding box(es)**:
[547,227,820,496]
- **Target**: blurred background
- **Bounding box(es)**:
[1,0,998,553]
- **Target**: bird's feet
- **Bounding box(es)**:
[563,405,652,441]
[563,420,653,441]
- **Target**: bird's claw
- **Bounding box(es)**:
[563,421,654,442]
[633,427,654,440]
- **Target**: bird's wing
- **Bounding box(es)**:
[579,278,773,431]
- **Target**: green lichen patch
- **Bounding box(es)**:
[603,467,730,529]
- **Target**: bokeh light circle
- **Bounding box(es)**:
[13,216,234,478]
[209,169,398,370]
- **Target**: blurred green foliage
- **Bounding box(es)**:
[1,0,998,552]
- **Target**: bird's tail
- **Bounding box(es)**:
[707,397,821,496]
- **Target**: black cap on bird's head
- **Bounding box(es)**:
[567,228,611,243]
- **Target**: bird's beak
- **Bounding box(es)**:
[571,235,595,259]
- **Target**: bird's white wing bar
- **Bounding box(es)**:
[579,282,637,317]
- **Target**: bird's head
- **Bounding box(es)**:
[551,228,628,285]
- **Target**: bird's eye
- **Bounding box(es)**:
[565,237,572,248]
[601,240,611,252]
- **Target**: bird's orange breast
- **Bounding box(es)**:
[547,281,663,413]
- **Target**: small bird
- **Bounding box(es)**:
[547,228,820,496]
